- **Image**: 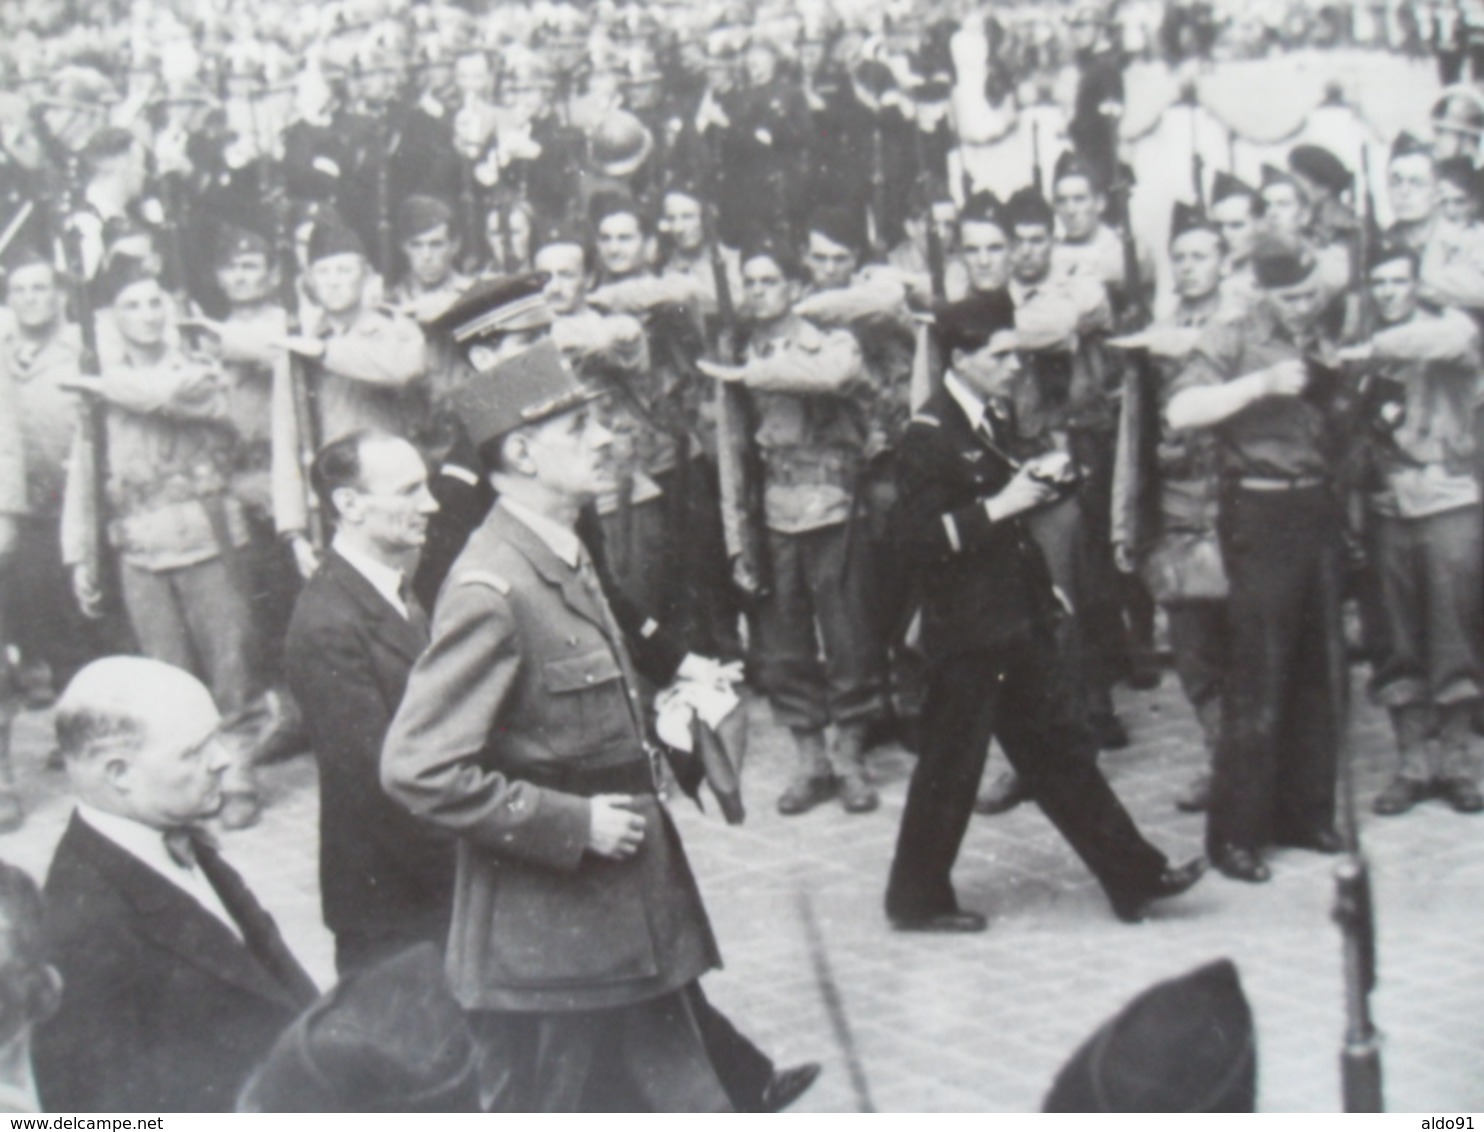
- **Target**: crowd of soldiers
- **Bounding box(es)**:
[0,0,1480,905]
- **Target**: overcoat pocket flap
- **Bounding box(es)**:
[543,650,623,693]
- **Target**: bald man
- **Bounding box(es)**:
[33,658,316,1113]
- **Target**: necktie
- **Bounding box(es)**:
[163,825,217,870]
[399,575,430,640]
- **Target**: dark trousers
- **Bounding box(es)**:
[600,458,741,661]
[1166,600,1230,715]
[2,514,130,692]
[1208,485,1340,853]
[752,522,887,733]
[1367,507,1483,709]
[885,626,1168,921]
[470,985,734,1112]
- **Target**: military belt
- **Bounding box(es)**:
[514,758,655,798]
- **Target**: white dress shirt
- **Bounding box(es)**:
[333,534,410,618]
[76,805,241,938]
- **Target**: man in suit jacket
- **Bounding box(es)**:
[34,657,318,1112]
[285,430,455,976]
[382,342,813,1111]
[884,291,1206,932]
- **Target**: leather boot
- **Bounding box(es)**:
[777,729,838,816]
[1436,702,1483,814]
[1375,705,1433,816]
[832,722,878,814]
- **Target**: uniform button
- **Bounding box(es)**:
[567,636,578,646]
[585,674,595,684]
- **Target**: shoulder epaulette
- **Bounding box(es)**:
[909,413,942,428]
[458,570,511,595]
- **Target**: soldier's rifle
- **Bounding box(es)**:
[253,87,327,551]
[51,141,116,618]
[700,185,770,600]
[1031,116,1044,198]
[869,108,889,260]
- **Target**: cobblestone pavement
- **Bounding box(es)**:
[3,665,1481,1113]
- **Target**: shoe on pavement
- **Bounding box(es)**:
[1110,857,1207,923]
[777,775,839,816]
[760,1063,822,1112]
[1277,827,1345,854]
[1372,775,1430,816]
[974,770,1029,815]
[888,909,988,933]
[1436,776,1484,814]
[839,772,879,814]
[1211,844,1271,884]
[1174,772,1211,813]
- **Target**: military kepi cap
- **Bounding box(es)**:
[429,271,553,343]
[453,338,600,449]
[237,944,481,1113]
[308,220,367,264]
[1043,959,1256,1113]
[935,288,1017,357]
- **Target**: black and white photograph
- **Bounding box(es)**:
[0,0,1479,1112]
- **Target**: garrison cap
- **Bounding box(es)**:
[1365,240,1417,276]
[1003,185,1055,230]
[1288,144,1351,197]
[453,338,600,449]
[307,220,367,264]
[1053,149,1103,191]
[429,271,554,343]
[935,288,1017,357]
[960,190,1008,230]
[1251,234,1317,289]
[1258,163,1298,192]
[96,251,160,307]
[237,945,481,1113]
[739,229,801,280]
[396,194,455,241]
[211,223,273,268]
[1169,200,1217,243]
[1390,130,1432,163]
[1043,959,1256,1113]
[806,205,865,256]
[1210,170,1257,206]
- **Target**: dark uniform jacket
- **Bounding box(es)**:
[34,814,317,1112]
[890,383,1059,660]
[284,549,454,948]
[381,502,718,1013]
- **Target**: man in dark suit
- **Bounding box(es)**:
[34,657,318,1112]
[884,291,1205,932]
[285,430,454,976]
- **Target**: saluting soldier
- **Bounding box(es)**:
[1110,205,1247,814]
[272,218,428,565]
[59,257,265,829]
[1165,236,1350,883]
[698,235,888,816]
[1341,242,1483,816]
